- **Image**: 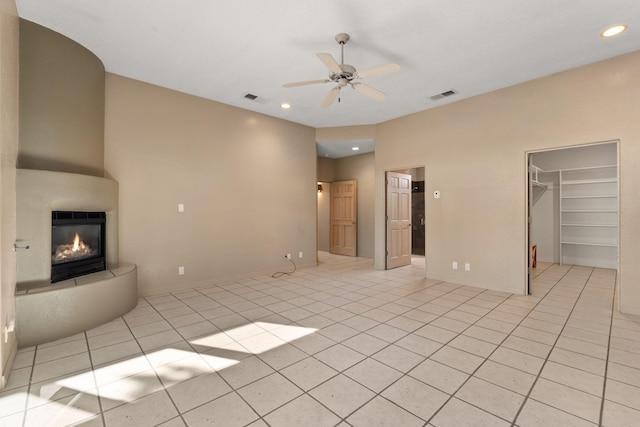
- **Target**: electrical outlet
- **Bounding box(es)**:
[178,203,184,213]
[178,266,185,275]
[452,261,458,270]
[286,253,291,260]
[3,317,14,344]
[465,263,471,271]
[298,251,303,258]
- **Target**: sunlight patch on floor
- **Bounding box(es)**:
[38,322,318,411]
[189,322,317,355]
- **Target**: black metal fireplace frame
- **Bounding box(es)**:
[51,211,106,283]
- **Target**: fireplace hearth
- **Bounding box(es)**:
[51,211,106,283]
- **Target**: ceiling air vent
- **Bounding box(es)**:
[244,93,258,100]
[430,89,457,101]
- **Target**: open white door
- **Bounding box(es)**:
[386,171,412,269]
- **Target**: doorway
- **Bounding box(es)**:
[526,141,619,292]
[386,167,426,270]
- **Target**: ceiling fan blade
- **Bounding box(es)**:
[283,79,330,88]
[317,53,342,75]
[321,87,340,108]
[353,83,387,101]
[356,63,401,79]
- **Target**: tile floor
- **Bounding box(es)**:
[1,252,640,426]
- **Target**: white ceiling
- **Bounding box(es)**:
[317,139,375,159]
[16,0,640,152]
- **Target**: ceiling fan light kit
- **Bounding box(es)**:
[284,33,401,108]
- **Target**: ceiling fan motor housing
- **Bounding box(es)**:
[330,64,356,82]
[335,33,350,44]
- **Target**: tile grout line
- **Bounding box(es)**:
[83,330,107,427]
[422,264,577,426]
[19,344,37,427]
[511,266,601,426]
[599,269,618,427]
[124,298,192,426]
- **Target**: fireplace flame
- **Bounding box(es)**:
[72,233,86,252]
[52,231,95,264]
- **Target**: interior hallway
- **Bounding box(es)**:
[1,252,639,426]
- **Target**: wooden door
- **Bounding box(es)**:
[330,180,357,256]
[387,171,412,269]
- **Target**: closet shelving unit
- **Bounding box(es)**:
[559,165,618,269]
[530,164,548,204]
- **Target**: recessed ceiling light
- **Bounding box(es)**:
[601,24,627,38]
[352,147,360,151]
[280,103,291,109]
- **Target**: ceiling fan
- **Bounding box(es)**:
[283,33,401,108]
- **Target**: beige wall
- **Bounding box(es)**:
[316,125,376,142]
[19,19,105,177]
[335,152,375,258]
[317,156,336,182]
[104,74,317,295]
[0,0,19,387]
[374,51,640,314]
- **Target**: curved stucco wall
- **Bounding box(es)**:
[16,264,138,348]
[19,19,105,177]
[16,169,119,286]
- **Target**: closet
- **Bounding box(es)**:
[530,143,618,269]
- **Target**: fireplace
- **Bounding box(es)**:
[51,211,106,283]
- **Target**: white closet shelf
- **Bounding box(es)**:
[561,178,617,185]
[559,163,618,268]
[562,223,617,227]
[562,241,618,247]
[561,209,617,213]
[561,195,617,199]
